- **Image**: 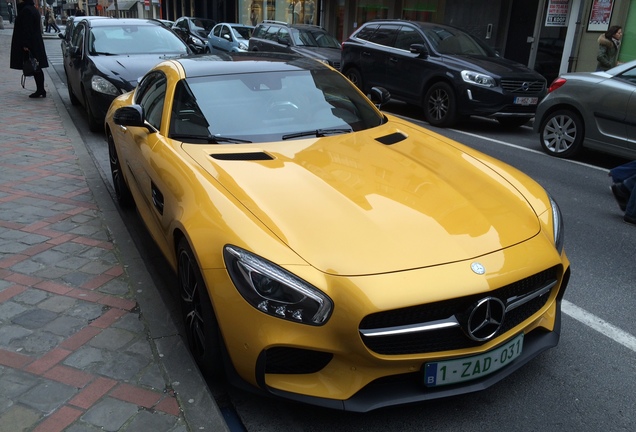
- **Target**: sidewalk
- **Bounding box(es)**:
[0,23,230,432]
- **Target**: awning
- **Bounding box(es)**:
[106,0,138,11]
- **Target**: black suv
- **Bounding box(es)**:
[341,20,547,128]
[249,20,341,69]
[172,16,216,53]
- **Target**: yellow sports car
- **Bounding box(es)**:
[105,53,570,412]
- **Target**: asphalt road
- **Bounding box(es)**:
[44,37,636,432]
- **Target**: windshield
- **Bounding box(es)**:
[193,19,216,32]
[89,25,188,55]
[292,28,341,48]
[168,67,384,143]
[422,26,495,57]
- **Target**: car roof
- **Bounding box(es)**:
[217,22,254,28]
[172,52,333,78]
[362,19,463,32]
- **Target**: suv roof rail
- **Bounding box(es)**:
[261,20,290,26]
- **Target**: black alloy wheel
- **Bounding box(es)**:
[177,238,223,379]
[107,133,133,208]
[539,108,584,158]
[423,82,457,127]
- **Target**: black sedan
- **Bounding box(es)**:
[63,18,189,131]
[172,16,217,54]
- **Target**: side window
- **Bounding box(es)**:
[71,23,85,54]
[278,27,290,44]
[220,25,230,40]
[368,25,400,47]
[135,72,167,131]
[252,24,268,39]
[395,27,424,51]
[265,25,279,41]
[355,24,379,42]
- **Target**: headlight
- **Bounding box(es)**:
[548,195,564,254]
[190,36,204,46]
[91,75,120,96]
[238,41,248,51]
[461,70,496,88]
[224,246,333,325]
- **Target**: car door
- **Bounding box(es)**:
[615,67,636,154]
[121,71,171,251]
[357,24,399,90]
[208,24,223,52]
[65,21,86,104]
[216,24,234,52]
[382,25,432,103]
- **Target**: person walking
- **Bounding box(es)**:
[46,7,60,33]
[9,0,49,98]
[596,25,623,71]
[609,160,636,225]
[7,1,15,24]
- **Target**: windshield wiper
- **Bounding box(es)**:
[170,133,252,144]
[282,128,352,140]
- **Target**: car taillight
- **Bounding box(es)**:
[548,78,566,93]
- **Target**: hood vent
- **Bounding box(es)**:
[210,152,273,161]
[375,132,407,145]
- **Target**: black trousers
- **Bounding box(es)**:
[34,69,45,92]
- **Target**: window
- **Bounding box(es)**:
[395,26,424,51]
[368,25,399,47]
[135,72,167,130]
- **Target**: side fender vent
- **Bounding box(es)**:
[211,152,273,161]
[376,132,407,145]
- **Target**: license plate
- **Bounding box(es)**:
[514,96,538,105]
[424,333,524,387]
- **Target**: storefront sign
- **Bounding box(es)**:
[587,0,614,32]
[545,0,570,27]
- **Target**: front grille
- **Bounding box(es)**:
[359,266,559,355]
[500,79,545,94]
[264,347,333,374]
[330,61,341,69]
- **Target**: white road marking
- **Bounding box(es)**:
[562,300,636,352]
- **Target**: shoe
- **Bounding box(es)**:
[624,214,636,225]
[610,183,629,211]
[28,90,46,98]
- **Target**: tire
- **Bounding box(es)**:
[538,109,584,158]
[423,82,457,127]
[497,117,529,128]
[107,132,134,208]
[344,68,364,91]
[83,89,102,132]
[177,238,223,379]
[66,72,80,106]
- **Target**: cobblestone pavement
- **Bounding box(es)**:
[0,22,229,432]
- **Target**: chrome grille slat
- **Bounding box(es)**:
[500,79,545,94]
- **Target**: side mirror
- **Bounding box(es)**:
[277,37,290,46]
[368,87,390,108]
[113,105,155,132]
[409,44,429,59]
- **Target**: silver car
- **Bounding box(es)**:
[207,23,253,53]
[534,60,636,159]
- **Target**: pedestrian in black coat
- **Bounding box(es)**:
[9,0,49,98]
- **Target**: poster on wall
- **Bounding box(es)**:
[587,0,614,32]
[545,0,570,27]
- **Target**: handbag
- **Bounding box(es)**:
[22,52,39,77]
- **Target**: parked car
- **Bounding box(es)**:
[207,22,254,53]
[58,15,108,57]
[62,18,190,131]
[150,18,175,29]
[534,60,636,159]
[105,52,570,412]
[249,20,341,68]
[341,20,547,128]
[172,16,216,53]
